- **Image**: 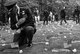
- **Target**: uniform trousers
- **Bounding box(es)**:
[13,26,36,48]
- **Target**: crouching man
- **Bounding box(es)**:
[11,9,36,49]
[4,1,36,49]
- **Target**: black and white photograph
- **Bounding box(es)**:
[0,0,80,54]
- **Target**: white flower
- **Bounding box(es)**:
[45,42,49,45]
[72,49,77,52]
[2,44,6,46]
[64,36,67,38]
[19,50,23,53]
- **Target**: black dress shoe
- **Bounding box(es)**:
[27,44,32,47]
[19,44,28,49]
[11,47,19,49]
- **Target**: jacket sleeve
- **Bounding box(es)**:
[16,17,26,27]
[25,8,35,26]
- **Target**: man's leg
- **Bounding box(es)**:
[60,18,63,25]
[64,19,67,24]
[11,32,20,48]
[24,26,34,47]
[46,17,48,25]
[18,28,28,48]
[13,32,20,42]
[43,18,46,25]
[78,15,79,24]
[51,17,53,23]
[76,16,78,24]
[46,20,48,25]
[35,16,37,23]
[38,16,40,22]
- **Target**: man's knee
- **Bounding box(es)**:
[26,26,34,31]
[13,32,20,42]
[24,26,35,34]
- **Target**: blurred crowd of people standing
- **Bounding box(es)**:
[31,6,80,25]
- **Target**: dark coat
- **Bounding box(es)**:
[9,6,18,30]
[74,9,80,16]
[18,8,35,28]
[43,10,49,20]
[60,9,66,18]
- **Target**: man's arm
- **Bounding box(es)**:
[16,17,26,28]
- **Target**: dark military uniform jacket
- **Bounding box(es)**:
[60,9,66,18]
[18,8,35,29]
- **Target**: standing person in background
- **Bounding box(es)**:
[34,8,40,24]
[74,6,80,24]
[55,12,58,22]
[43,10,49,25]
[49,11,53,23]
[60,7,68,25]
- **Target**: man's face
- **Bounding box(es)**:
[22,11,25,15]
[63,7,65,9]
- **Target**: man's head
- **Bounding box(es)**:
[4,0,17,6]
[4,0,17,10]
[63,7,65,9]
[76,6,79,9]
[22,11,25,15]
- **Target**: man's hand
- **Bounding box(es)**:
[11,24,18,30]
[16,24,18,28]
[16,29,21,33]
